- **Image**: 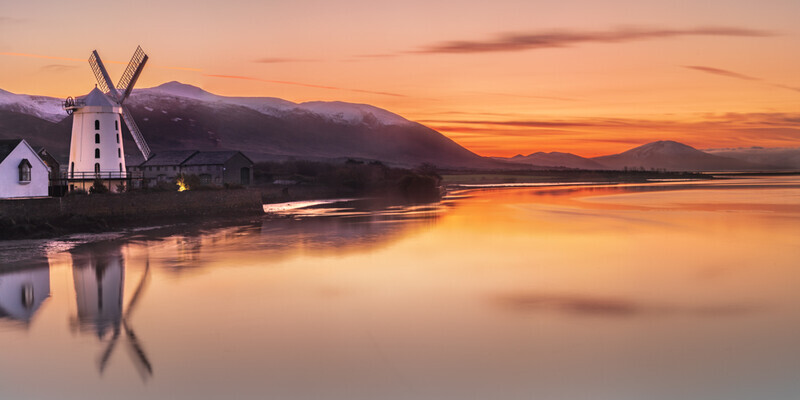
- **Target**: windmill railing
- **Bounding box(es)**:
[63,98,86,109]
[58,171,142,180]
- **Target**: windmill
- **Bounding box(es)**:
[71,247,153,380]
[64,46,151,189]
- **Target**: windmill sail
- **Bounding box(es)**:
[88,51,120,102]
[121,105,151,161]
[88,46,152,161]
[117,46,148,102]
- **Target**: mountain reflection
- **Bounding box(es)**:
[149,200,444,273]
[69,244,153,379]
[0,266,50,328]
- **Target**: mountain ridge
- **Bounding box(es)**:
[0,83,789,171]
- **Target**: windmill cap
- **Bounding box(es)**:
[78,87,118,108]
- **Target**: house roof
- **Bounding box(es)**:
[183,151,243,165]
[140,151,198,166]
[0,139,23,163]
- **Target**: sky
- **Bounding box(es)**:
[1,0,799,157]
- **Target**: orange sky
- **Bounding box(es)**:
[1,0,799,157]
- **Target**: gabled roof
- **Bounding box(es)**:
[0,139,23,163]
[139,151,198,167]
[183,151,248,165]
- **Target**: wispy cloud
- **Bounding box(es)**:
[202,73,406,97]
[684,65,800,93]
[0,16,25,24]
[684,65,761,81]
[254,57,319,64]
[424,112,800,156]
[408,26,773,55]
[0,51,202,72]
[471,91,580,102]
[40,64,77,72]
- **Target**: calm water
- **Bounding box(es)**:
[1,177,800,400]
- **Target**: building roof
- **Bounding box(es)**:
[79,87,117,108]
[0,139,23,163]
[140,151,198,167]
[183,151,245,165]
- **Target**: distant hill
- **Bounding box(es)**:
[704,147,800,170]
[494,151,606,170]
[0,82,491,168]
[591,140,764,171]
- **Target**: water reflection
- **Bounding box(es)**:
[69,244,153,380]
[0,266,50,328]
[1,179,799,399]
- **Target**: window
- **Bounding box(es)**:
[95,120,100,130]
[94,163,100,174]
[116,133,119,143]
[200,174,211,184]
[95,148,100,158]
[95,133,100,143]
[119,163,123,172]
[118,148,121,158]
[18,159,31,182]
[115,120,118,130]
[70,162,74,178]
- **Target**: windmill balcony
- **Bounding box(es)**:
[63,98,86,111]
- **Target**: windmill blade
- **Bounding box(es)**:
[123,320,154,377]
[98,327,122,373]
[123,259,150,319]
[117,46,148,103]
[121,105,151,161]
[88,51,120,103]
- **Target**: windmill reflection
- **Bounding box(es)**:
[0,266,51,328]
[70,246,153,380]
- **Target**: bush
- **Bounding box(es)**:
[89,179,109,194]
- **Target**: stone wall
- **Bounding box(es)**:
[0,189,264,221]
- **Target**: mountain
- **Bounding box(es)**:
[591,140,763,171]
[496,151,605,169]
[0,82,489,168]
[0,88,65,123]
[704,147,800,170]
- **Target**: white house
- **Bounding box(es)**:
[0,139,50,198]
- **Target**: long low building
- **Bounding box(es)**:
[129,150,253,187]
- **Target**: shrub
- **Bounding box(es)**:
[89,179,109,194]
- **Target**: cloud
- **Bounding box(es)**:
[409,26,773,55]
[495,292,760,318]
[683,65,760,81]
[203,73,406,97]
[471,91,580,102]
[0,51,201,72]
[40,64,77,72]
[421,119,601,128]
[684,65,800,93]
[0,16,24,24]
[254,57,319,64]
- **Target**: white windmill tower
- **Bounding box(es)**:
[63,46,151,191]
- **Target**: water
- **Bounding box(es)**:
[1,177,799,399]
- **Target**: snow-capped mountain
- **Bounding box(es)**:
[0,88,65,123]
[0,82,486,168]
[592,140,762,171]
[142,81,411,126]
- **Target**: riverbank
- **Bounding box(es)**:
[0,189,263,240]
